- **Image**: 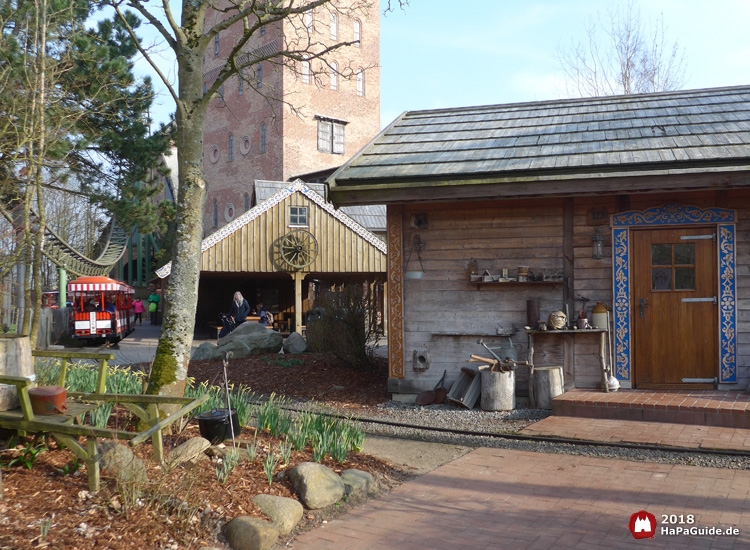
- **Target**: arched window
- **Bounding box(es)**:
[330,62,338,91]
[330,12,337,40]
[228,134,234,162]
[353,20,361,46]
[244,193,250,212]
[256,63,262,88]
[305,11,313,33]
[356,69,364,97]
[238,74,244,95]
[213,199,218,227]
[260,123,267,153]
[214,33,220,56]
[301,56,310,84]
[218,84,224,103]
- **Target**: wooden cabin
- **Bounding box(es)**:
[156,180,387,335]
[327,85,750,401]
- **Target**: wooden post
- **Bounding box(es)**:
[294,271,304,334]
[148,403,164,463]
[86,437,99,492]
[527,332,536,409]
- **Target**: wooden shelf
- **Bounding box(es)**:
[471,281,563,289]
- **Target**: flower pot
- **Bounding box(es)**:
[195,409,241,444]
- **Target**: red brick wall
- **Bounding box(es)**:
[201,4,380,235]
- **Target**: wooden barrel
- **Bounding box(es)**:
[0,335,34,411]
[532,366,564,409]
[480,370,515,411]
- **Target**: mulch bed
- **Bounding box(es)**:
[0,353,401,550]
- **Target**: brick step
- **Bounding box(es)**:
[552,389,750,429]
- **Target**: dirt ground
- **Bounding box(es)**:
[0,352,469,549]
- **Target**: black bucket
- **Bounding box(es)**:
[195,409,241,444]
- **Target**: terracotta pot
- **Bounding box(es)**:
[28,386,68,415]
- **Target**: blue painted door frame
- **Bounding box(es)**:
[611,203,737,387]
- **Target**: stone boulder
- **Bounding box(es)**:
[252,494,303,535]
[217,322,283,356]
[288,462,345,510]
[165,437,211,470]
[97,441,148,489]
[192,341,223,361]
[223,516,278,550]
[282,332,307,354]
[341,469,375,499]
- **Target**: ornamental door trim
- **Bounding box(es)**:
[611,202,737,385]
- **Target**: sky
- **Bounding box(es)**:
[142,0,750,130]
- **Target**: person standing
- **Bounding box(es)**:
[228,292,251,327]
[133,297,145,325]
[257,302,271,326]
[147,290,160,325]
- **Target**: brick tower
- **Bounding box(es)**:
[201,4,380,234]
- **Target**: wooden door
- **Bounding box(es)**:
[631,228,718,389]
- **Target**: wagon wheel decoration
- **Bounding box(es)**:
[273,229,319,271]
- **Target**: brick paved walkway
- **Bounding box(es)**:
[522,416,750,451]
[288,448,750,549]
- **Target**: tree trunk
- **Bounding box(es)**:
[148,40,208,397]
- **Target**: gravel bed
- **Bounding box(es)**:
[348,401,750,472]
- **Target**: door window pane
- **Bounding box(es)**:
[675,268,696,290]
[651,244,671,265]
[652,268,672,290]
[674,243,695,265]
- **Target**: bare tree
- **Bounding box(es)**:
[102,0,407,396]
[557,0,687,97]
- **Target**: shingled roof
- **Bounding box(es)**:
[328,85,750,205]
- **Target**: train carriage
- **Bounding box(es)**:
[68,276,136,343]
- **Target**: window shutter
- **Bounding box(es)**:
[333,123,345,154]
[318,121,332,153]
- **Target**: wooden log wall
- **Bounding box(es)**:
[394,189,750,394]
[399,199,567,392]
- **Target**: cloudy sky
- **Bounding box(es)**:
[142,0,750,129]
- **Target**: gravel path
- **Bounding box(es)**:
[347,402,750,473]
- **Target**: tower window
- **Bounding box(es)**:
[302,56,310,84]
[245,193,250,212]
[330,61,338,91]
[261,123,267,153]
[305,11,313,33]
[214,33,220,56]
[356,69,364,97]
[238,75,244,95]
[228,134,234,162]
[330,12,337,40]
[213,199,218,227]
[317,118,345,154]
[256,63,262,88]
[353,20,361,46]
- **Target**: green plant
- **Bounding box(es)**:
[245,432,258,462]
[8,438,48,469]
[55,458,81,476]
[287,424,308,452]
[89,402,115,428]
[273,357,304,368]
[279,441,292,464]
[263,450,280,485]
[40,517,52,541]
[216,450,239,484]
[310,432,327,463]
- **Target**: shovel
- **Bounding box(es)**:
[416,370,447,406]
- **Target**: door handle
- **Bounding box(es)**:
[639,297,646,319]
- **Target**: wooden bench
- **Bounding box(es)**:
[0,350,208,492]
